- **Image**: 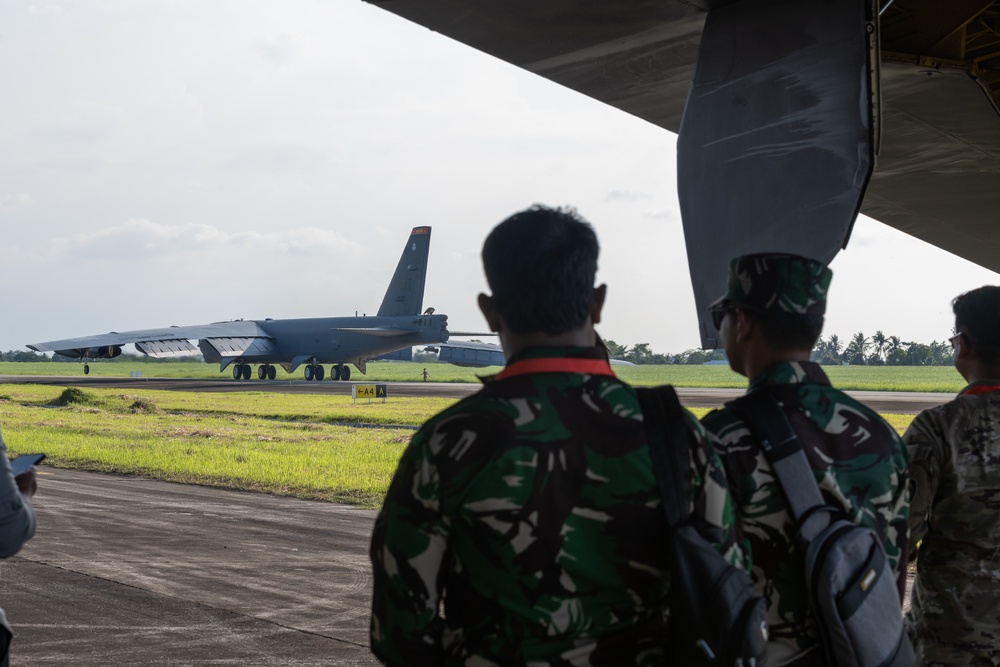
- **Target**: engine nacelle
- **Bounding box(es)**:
[90,345,123,359]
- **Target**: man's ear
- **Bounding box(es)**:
[734,308,755,342]
[955,333,973,362]
[590,284,608,325]
[477,293,503,333]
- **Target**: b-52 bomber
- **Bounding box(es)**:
[29,226,453,381]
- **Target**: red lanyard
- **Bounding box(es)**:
[961,384,1000,396]
[495,357,616,381]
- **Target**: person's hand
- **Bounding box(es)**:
[15,468,37,498]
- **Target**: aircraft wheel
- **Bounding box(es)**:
[341,366,351,381]
[267,366,276,380]
[258,365,267,380]
[330,364,342,381]
[241,364,252,381]
[304,365,314,381]
[315,365,325,381]
[84,364,90,375]
[233,365,242,380]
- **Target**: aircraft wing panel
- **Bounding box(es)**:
[863,62,1000,271]
[28,321,268,354]
[367,0,703,134]
[435,341,506,368]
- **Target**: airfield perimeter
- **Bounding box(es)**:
[0,374,954,413]
[0,375,939,664]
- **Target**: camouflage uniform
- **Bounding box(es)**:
[701,254,910,666]
[906,381,1000,666]
[369,345,743,666]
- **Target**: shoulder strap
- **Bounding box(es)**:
[636,385,691,527]
[726,390,831,541]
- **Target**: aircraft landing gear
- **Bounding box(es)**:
[257,364,278,380]
[304,363,326,381]
[233,363,251,380]
[83,363,90,375]
[327,364,350,381]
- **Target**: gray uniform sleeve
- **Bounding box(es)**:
[0,431,36,559]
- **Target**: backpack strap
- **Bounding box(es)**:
[636,385,691,527]
[726,390,832,543]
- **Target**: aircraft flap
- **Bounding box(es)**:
[135,339,199,358]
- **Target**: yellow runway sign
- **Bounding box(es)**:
[352,383,388,403]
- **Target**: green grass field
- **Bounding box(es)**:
[0,360,967,392]
[0,381,922,508]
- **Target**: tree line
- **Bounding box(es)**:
[606,330,954,366]
[2,330,955,367]
[0,351,203,364]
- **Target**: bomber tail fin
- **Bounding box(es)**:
[377,226,431,317]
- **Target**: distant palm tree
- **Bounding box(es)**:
[845,331,870,365]
[872,330,887,363]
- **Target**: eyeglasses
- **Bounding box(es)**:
[949,332,964,350]
[710,306,736,330]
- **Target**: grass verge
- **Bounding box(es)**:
[0,384,918,508]
[0,361,967,392]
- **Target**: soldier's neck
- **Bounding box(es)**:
[499,324,597,360]
[744,347,811,383]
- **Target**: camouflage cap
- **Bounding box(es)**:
[709,253,832,315]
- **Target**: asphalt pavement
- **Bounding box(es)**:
[0,376,941,664]
[1,468,380,666]
[0,375,955,412]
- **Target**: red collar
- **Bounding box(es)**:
[961,383,1000,396]
[495,357,616,381]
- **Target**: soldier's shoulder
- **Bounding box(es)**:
[417,387,514,433]
[700,405,741,433]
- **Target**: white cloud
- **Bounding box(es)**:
[48,219,363,262]
[254,32,310,65]
[0,193,34,209]
[27,4,64,15]
[606,190,650,202]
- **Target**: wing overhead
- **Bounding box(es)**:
[367,0,1000,348]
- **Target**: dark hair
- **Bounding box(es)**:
[482,205,599,335]
[745,309,824,351]
[953,286,1000,365]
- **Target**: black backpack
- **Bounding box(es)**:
[637,386,769,666]
[726,390,915,667]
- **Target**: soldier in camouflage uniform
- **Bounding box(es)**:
[701,253,910,666]
[906,285,1000,666]
[369,205,743,666]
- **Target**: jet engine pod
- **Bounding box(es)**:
[92,345,123,359]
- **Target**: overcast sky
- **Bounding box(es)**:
[2,0,998,360]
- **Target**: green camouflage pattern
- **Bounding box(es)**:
[711,253,832,315]
[701,361,910,666]
[905,382,1000,666]
[369,346,744,666]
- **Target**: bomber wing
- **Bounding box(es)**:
[28,321,269,359]
[366,0,1000,347]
